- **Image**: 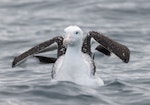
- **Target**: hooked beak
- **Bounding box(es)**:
[63,34,72,46]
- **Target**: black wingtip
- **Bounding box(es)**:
[12,57,17,68]
[123,57,129,63]
[124,59,129,63]
[117,45,130,63]
[12,56,25,68]
[123,48,130,63]
[12,64,15,68]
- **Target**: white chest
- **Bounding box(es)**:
[55,54,90,81]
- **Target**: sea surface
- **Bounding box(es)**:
[0,0,150,105]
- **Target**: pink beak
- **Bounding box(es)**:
[63,34,72,46]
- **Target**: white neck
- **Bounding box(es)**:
[64,43,83,62]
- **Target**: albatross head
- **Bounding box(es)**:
[63,25,84,46]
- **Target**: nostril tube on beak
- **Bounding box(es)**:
[63,34,72,46]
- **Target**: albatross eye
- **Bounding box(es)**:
[75,31,79,34]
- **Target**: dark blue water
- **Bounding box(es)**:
[0,0,150,105]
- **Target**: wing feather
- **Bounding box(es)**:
[12,36,65,67]
[89,31,130,63]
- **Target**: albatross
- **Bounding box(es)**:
[12,25,130,87]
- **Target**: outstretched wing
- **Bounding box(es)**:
[12,36,66,67]
[82,31,130,63]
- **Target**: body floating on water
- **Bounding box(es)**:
[12,25,130,87]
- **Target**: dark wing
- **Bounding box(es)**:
[12,36,66,67]
[82,35,96,75]
[82,31,130,63]
[34,56,57,63]
[82,34,92,56]
[95,45,111,56]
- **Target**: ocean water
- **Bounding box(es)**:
[0,0,150,105]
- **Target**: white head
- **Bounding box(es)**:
[63,25,84,46]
